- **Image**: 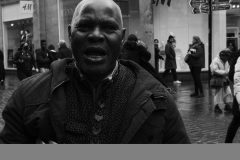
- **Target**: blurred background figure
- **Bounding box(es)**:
[0,49,5,85]
[186,36,205,98]
[210,49,232,113]
[121,34,167,87]
[58,40,72,59]
[36,40,51,73]
[48,44,58,63]
[13,43,36,81]
[162,35,181,84]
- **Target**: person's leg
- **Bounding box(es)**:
[171,69,177,81]
[195,67,204,97]
[225,115,240,143]
[163,69,170,78]
[190,67,198,96]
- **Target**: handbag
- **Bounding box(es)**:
[184,54,190,63]
[210,75,226,89]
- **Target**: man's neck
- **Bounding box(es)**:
[76,62,119,87]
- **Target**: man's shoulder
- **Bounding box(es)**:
[17,72,52,102]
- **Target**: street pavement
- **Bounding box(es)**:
[0,74,240,143]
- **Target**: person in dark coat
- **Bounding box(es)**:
[0,49,5,85]
[13,44,35,81]
[121,35,167,87]
[187,36,205,98]
[0,0,189,144]
[48,44,58,63]
[58,40,72,59]
[163,35,181,84]
[36,40,51,73]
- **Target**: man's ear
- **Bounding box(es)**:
[68,24,72,42]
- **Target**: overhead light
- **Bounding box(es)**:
[10,23,14,27]
[232,5,235,8]
[237,5,240,8]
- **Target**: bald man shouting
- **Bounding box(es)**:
[0,0,189,144]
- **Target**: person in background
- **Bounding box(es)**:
[225,53,240,143]
[121,35,167,87]
[48,44,58,63]
[0,49,5,85]
[13,43,36,81]
[162,35,181,84]
[36,40,51,73]
[187,36,205,98]
[58,40,72,59]
[210,49,232,113]
[0,0,189,144]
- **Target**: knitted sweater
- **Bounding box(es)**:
[61,64,136,144]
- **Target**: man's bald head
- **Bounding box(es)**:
[71,0,123,29]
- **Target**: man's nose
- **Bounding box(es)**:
[88,26,104,43]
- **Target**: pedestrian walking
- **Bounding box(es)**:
[13,43,36,81]
[0,0,189,144]
[0,49,5,85]
[58,40,72,59]
[210,49,232,113]
[186,36,205,97]
[36,40,51,73]
[162,35,181,84]
[225,54,240,143]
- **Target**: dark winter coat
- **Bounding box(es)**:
[164,42,176,69]
[188,42,205,68]
[0,59,190,144]
[58,46,72,59]
[36,48,51,68]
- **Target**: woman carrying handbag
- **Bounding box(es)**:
[210,49,232,113]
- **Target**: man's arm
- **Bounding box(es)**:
[157,95,190,144]
[0,86,33,144]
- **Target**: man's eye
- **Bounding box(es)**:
[103,25,118,32]
[76,25,90,31]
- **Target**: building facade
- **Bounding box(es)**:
[0,0,239,72]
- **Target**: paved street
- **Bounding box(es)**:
[0,74,240,143]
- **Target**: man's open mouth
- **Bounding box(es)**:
[84,47,107,63]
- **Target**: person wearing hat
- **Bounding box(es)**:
[210,49,233,113]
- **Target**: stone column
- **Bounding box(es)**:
[139,0,154,66]
[32,0,40,50]
[0,5,3,50]
[212,10,227,59]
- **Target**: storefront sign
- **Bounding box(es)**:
[190,0,231,14]
[20,0,33,14]
[199,2,231,13]
[189,0,208,8]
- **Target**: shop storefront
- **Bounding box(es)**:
[153,0,240,72]
[1,0,33,70]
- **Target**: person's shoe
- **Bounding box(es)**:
[173,80,182,84]
[224,104,232,112]
[197,93,204,98]
[214,105,223,113]
[190,93,198,97]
